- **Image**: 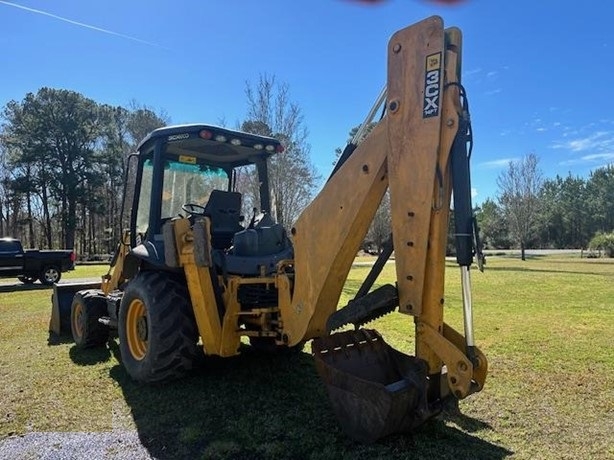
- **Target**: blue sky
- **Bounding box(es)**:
[1,0,613,204]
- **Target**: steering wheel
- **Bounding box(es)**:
[181,203,206,217]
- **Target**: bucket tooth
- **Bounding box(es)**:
[312,329,429,442]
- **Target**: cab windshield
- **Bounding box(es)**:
[135,154,230,236]
[160,156,229,220]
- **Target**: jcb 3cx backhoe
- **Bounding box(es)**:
[51,16,487,441]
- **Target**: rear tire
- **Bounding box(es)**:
[71,290,109,348]
[40,265,61,285]
[118,272,200,383]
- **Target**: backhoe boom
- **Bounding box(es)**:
[309,16,487,439]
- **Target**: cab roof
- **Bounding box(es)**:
[136,124,284,169]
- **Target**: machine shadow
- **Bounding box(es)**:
[108,341,512,460]
[68,343,112,365]
[47,331,74,346]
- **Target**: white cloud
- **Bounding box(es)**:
[471,188,478,198]
[552,131,613,152]
[559,152,614,166]
[581,153,614,161]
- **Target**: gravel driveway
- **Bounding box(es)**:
[0,431,153,460]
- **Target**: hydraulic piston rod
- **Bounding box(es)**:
[450,90,480,365]
[460,265,476,363]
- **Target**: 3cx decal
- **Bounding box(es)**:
[423,52,442,118]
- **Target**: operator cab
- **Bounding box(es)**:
[126,124,292,275]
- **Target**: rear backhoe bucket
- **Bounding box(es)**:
[312,329,429,443]
[50,282,100,335]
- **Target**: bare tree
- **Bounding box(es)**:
[497,153,543,260]
[240,74,318,230]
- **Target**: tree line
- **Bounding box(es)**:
[337,138,614,258]
[0,88,169,254]
[478,153,614,258]
[2,85,613,259]
[0,78,317,256]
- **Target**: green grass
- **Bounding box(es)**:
[64,263,110,280]
[1,256,613,459]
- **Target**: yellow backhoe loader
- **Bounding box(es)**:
[50,16,487,441]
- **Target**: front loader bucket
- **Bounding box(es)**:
[312,329,429,443]
[50,282,100,336]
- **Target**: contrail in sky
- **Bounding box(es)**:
[0,0,166,49]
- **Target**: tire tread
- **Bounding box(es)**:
[119,272,200,383]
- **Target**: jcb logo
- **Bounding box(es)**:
[423,53,442,118]
[168,133,190,141]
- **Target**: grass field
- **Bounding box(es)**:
[0,256,612,459]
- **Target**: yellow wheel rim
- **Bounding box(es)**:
[126,299,148,360]
[73,303,83,338]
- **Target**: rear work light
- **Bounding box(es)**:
[199,130,213,140]
[230,138,241,146]
[265,145,275,152]
[214,135,227,142]
[253,144,264,150]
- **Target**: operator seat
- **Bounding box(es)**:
[223,213,294,276]
[204,189,243,249]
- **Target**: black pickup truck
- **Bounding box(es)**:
[0,238,75,285]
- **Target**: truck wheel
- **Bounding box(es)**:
[40,265,61,285]
[118,272,200,383]
[71,290,109,348]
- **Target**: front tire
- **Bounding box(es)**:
[40,265,61,285]
[118,272,200,383]
[71,290,109,348]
